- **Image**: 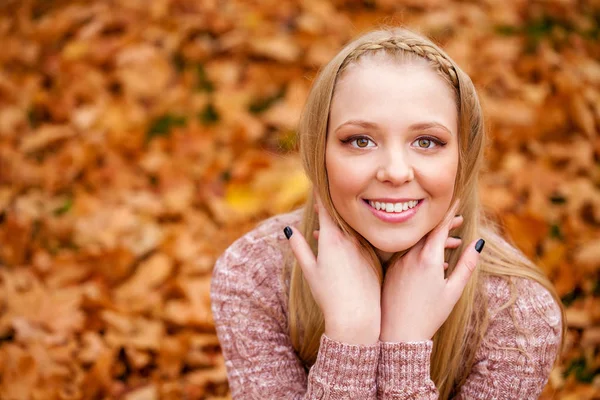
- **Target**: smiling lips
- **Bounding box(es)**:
[363,198,423,223]
[367,199,420,213]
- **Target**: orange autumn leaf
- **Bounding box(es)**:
[502,213,549,259]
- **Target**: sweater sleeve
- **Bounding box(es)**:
[377,340,438,398]
[210,217,380,400]
[376,277,562,399]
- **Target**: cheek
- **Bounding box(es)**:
[430,167,457,198]
[325,150,365,202]
[415,153,458,198]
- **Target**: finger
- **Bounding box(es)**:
[445,237,462,249]
[285,226,317,279]
[441,199,461,231]
[449,215,464,231]
[313,230,320,240]
[443,262,449,270]
[314,192,338,233]
[446,238,484,302]
[425,200,461,250]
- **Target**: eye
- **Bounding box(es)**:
[417,138,433,148]
[355,137,373,148]
[413,136,445,149]
[342,136,376,149]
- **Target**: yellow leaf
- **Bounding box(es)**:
[62,41,89,60]
[224,184,263,217]
[272,168,310,213]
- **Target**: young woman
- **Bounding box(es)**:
[210,28,565,399]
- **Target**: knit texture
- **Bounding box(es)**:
[210,210,562,399]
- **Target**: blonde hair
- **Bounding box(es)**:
[285,28,565,398]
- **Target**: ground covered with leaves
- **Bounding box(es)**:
[0,0,598,399]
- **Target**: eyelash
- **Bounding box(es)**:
[341,135,447,149]
[341,136,376,148]
[414,136,447,149]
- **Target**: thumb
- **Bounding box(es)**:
[446,238,485,302]
[284,226,317,280]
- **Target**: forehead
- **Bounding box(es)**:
[329,57,458,134]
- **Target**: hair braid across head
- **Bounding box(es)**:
[343,38,459,87]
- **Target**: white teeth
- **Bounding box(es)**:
[368,200,419,213]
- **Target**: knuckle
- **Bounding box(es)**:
[463,259,477,272]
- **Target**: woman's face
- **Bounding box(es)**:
[325,58,459,262]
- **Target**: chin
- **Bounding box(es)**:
[368,236,420,254]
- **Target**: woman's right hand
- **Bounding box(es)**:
[285,193,381,345]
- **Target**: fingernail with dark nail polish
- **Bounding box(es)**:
[475,238,485,253]
[284,226,293,240]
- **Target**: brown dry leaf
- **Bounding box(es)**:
[124,346,152,370]
[561,178,600,223]
[184,360,228,388]
[45,261,91,289]
[553,262,578,298]
[27,341,74,383]
[0,270,85,342]
[573,239,600,273]
[161,180,196,215]
[0,106,28,136]
[483,98,538,130]
[81,347,115,396]
[0,344,38,400]
[123,384,158,400]
[502,213,549,259]
[581,327,600,347]
[157,335,187,379]
[539,241,566,277]
[114,253,173,299]
[163,300,212,328]
[78,331,108,364]
[84,246,137,284]
[566,308,592,329]
[569,93,597,139]
[261,79,309,130]
[299,0,352,37]
[74,207,163,256]
[101,310,165,351]
[186,334,222,368]
[249,35,301,63]
[544,139,596,175]
[164,276,214,328]
[480,183,516,213]
[0,211,32,265]
[19,124,77,153]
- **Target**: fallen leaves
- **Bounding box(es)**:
[0,0,598,398]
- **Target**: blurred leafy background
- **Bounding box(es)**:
[0,0,599,399]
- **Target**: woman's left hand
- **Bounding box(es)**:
[379,201,484,342]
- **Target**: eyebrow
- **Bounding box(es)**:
[333,120,453,135]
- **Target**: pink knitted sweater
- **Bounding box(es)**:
[210,210,562,399]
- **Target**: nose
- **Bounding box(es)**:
[376,149,414,185]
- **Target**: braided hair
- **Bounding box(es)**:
[341,37,459,88]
